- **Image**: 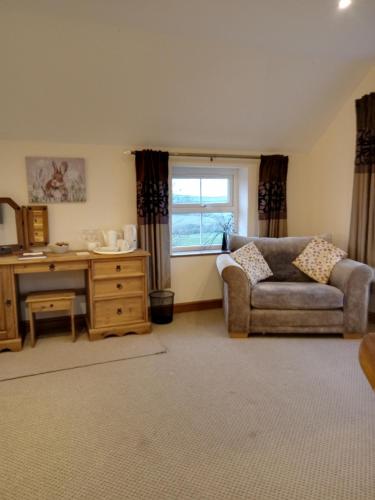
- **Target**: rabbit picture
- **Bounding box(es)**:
[26,157,86,203]
[44,161,69,202]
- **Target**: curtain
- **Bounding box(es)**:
[348,93,375,267]
[258,155,289,237]
[135,149,171,290]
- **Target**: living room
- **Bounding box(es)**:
[0,1,374,499]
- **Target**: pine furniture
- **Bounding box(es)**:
[359,333,375,390]
[26,291,76,347]
[0,198,49,252]
[0,250,151,352]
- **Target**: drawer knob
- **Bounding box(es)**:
[49,263,56,271]
[117,308,123,315]
[116,283,123,290]
[5,299,11,307]
[50,304,54,308]
[116,265,121,272]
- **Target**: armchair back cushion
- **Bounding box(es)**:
[229,235,332,283]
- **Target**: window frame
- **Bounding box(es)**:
[170,165,239,253]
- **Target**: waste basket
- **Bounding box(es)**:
[149,290,175,324]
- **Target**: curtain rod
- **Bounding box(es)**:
[126,150,261,161]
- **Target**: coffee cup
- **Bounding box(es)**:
[118,239,129,252]
[87,241,99,251]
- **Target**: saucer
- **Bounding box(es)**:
[95,246,119,252]
[93,247,135,255]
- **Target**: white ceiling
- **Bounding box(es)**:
[0,0,374,152]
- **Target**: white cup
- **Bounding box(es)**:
[120,240,130,252]
[107,230,118,248]
[87,241,99,251]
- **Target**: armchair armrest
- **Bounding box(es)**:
[330,259,373,335]
[216,254,251,337]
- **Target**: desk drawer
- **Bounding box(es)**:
[93,276,144,298]
[93,259,143,278]
[29,299,72,313]
[94,297,145,328]
[14,261,88,274]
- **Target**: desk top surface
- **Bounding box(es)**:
[0,249,150,266]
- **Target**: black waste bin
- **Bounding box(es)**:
[149,290,175,324]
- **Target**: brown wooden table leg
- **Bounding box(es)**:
[359,333,375,390]
[71,308,76,342]
[28,309,36,348]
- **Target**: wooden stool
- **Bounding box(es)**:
[26,292,76,347]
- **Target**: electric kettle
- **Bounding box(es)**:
[123,224,137,251]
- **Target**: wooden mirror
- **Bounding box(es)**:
[0,198,24,253]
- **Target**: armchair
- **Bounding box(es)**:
[216,235,373,338]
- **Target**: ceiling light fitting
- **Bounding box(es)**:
[339,0,352,9]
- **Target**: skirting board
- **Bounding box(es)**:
[173,299,222,313]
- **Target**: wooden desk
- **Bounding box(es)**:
[0,250,151,352]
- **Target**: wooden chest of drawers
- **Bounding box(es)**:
[88,253,151,340]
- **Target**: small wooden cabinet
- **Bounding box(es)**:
[22,206,49,248]
[89,254,150,340]
[0,266,21,351]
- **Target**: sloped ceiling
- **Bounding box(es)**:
[0,0,374,152]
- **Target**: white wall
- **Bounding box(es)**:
[0,141,138,246]
[0,141,264,304]
[2,59,374,310]
[290,66,375,250]
[291,66,375,311]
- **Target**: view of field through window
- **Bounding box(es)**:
[172,177,234,248]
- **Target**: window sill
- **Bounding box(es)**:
[171,250,230,258]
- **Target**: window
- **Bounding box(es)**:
[171,166,238,253]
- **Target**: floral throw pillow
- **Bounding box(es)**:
[292,237,347,284]
[231,242,273,286]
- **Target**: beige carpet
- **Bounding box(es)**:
[0,332,166,381]
[0,309,374,500]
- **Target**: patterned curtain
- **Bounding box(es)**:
[135,150,171,290]
[348,93,375,267]
[258,155,289,237]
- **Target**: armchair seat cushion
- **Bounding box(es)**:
[251,282,344,310]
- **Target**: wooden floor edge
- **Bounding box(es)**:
[173,299,222,314]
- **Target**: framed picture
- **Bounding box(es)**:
[26,157,86,203]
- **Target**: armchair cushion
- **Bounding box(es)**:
[231,242,273,286]
[293,237,346,284]
[251,282,344,310]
